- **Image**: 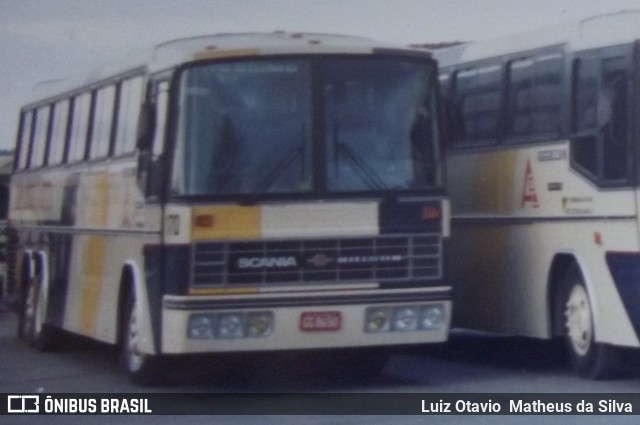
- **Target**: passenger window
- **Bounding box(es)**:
[114,76,144,155]
[17,111,34,170]
[601,56,628,181]
[69,93,92,162]
[49,99,71,165]
[451,64,502,144]
[31,106,51,168]
[506,53,563,139]
[90,85,116,159]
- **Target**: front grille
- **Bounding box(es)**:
[192,235,441,287]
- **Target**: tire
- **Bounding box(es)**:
[21,272,57,351]
[555,265,623,379]
[120,287,163,386]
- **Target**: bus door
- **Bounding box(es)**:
[571,47,637,228]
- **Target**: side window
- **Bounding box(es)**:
[153,81,169,156]
[451,64,502,144]
[601,56,629,181]
[114,76,144,155]
[17,110,34,170]
[49,99,71,165]
[572,56,600,179]
[31,105,51,168]
[571,52,630,185]
[69,92,92,162]
[144,80,170,198]
[506,53,563,139]
[90,85,116,159]
[573,56,599,133]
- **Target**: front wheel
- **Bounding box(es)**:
[556,265,623,379]
[21,273,57,351]
[120,288,163,385]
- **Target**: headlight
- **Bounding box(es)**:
[187,314,215,339]
[365,308,391,333]
[217,313,245,339]
[421,305,445,330]
[187,311,274,340]
[392,307,419,331]
[246,312,274,338]
[364,304,446,333]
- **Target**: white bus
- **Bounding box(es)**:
[435,10,640,379]
[10,32,451,384]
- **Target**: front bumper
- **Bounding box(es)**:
[160,287,451,354]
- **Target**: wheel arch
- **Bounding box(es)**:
[547,252,580,338]
[19,250,50,309]
[116,261,156,355]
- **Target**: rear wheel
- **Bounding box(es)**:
[120,287,163,385]
[556,265,622,379]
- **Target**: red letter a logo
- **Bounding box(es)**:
[522,158,539,208]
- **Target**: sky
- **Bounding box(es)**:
[2,0,640,151]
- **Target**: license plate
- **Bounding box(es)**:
[300,311,342,332]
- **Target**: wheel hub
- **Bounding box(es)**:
[564,284,593,356]
[126,308,145,372]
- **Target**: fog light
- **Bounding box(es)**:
[420,305,445,329]
[365,308,391,333]
[188,314,215,339]
[217,313,245,339]
[392,306,419,331]
[246,312,273,337]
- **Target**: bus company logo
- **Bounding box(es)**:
[7,395,39,413]
[306,253,334,268]
[521,158,539,209]
[235,256,299,270]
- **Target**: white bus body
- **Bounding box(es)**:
[436,10,640,378]
[10,32,450,384]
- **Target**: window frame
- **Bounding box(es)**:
[448,61,504,147]
[569,44,634,188]
[166,53,446,202]
[88,84,117,161]
[47,98,72,166]
[113,75,145,157]
[444,46,568,151]
[504,51,565,143]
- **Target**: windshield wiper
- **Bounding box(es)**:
[332,122,387,190]
[257,146,304,192]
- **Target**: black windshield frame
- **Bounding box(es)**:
[167,53,444,202]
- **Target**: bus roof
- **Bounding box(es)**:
[26,32,430,107]
[435,9,640,68]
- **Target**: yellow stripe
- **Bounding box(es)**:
[79,236,107,335]
[90,172,110,227]
[472,150,518,214]
[193,48,259,61]
[188,287,259,296]
[191,206,261,240]
[79,171,110,336]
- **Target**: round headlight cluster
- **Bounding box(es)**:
[365,304,445,333]
[188,311,274,340]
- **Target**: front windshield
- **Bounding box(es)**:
[171,56,440,197]
[322,58,439,191]
[173,60,313,195]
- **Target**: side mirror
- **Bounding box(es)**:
[137,102,157,151]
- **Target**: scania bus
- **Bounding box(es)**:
[436,10,640,378]
[10,32,450,384]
